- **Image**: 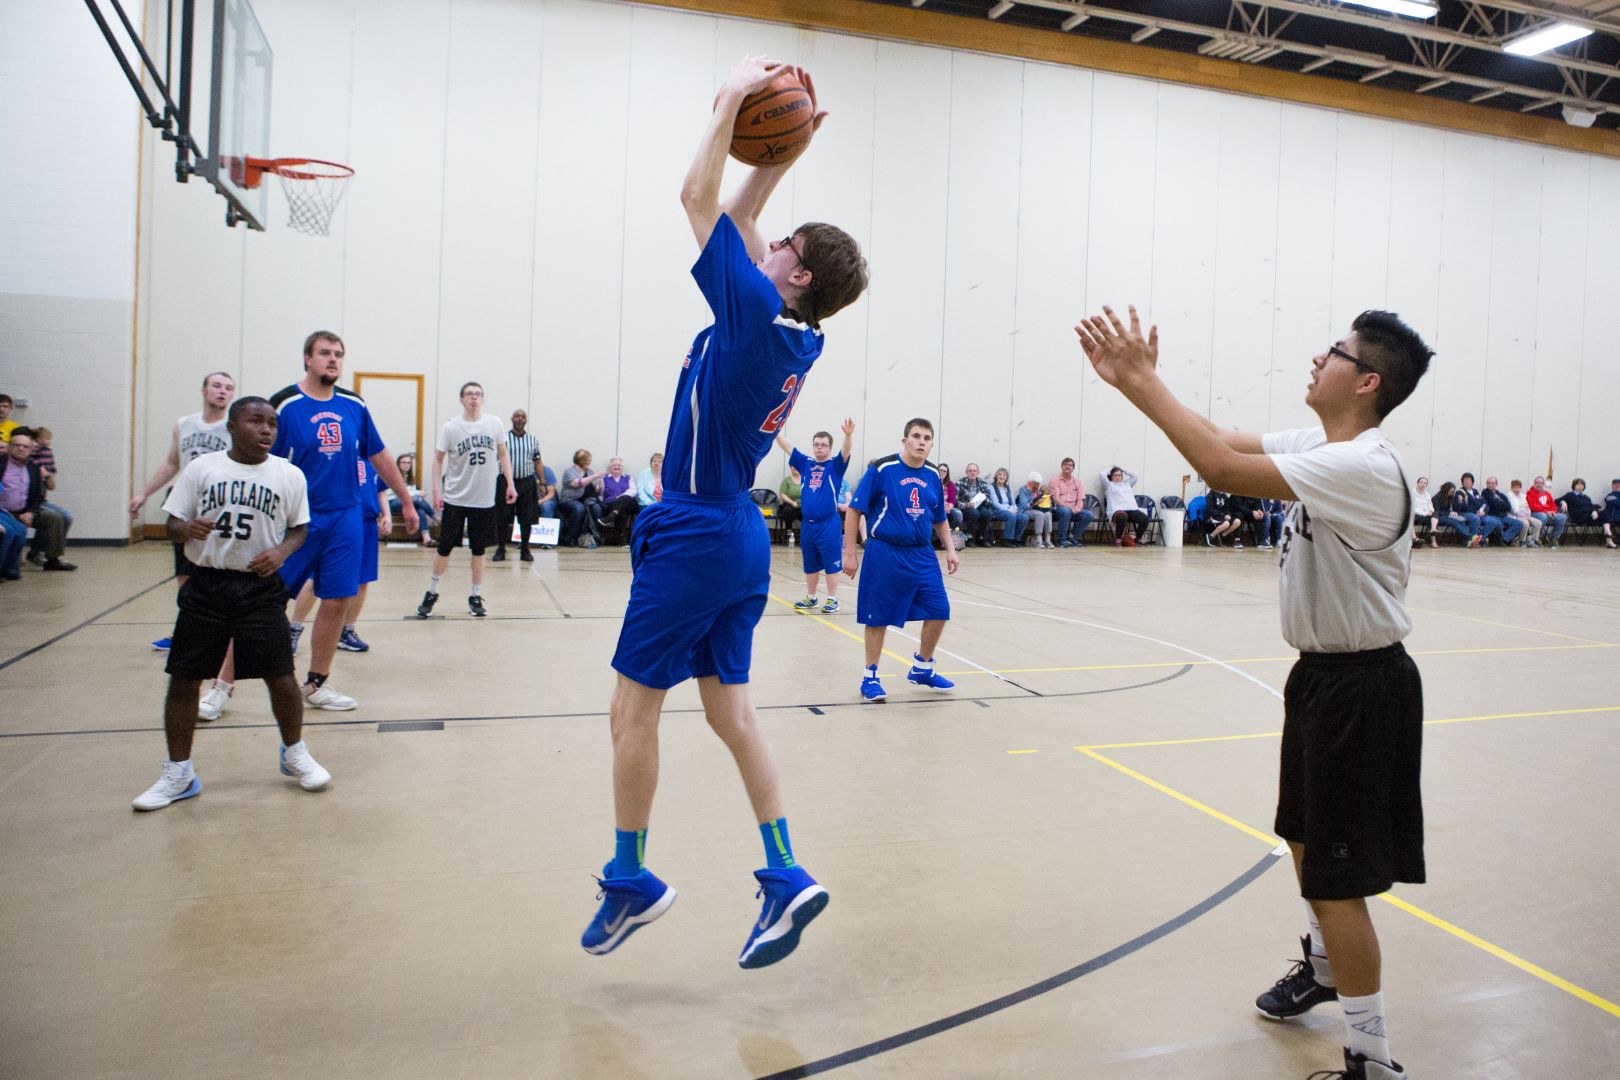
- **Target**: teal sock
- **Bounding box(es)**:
[760,817,796,869]
[612,828,645,877]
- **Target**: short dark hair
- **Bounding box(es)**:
[903,417,934,437]
[1460,471,1475,485]
[1572,477,1586,489]
[0,394,13,406]
[795,223,869,325]
[202,371,235,389]
[459,381,482,397]
[303,330,344,357]
[8,426,34,441]
[228,396,272,425]
[812,430,833,445]
[1062,457,1075,467]
[1350,310,1433,418]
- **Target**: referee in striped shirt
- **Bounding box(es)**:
[495,408,543,562]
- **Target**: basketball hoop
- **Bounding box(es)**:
[235,157,354,237]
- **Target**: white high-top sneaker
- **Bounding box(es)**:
[198,680,233,721]
[302,682,357,711]
[132,761,201,811]
[278,741,332,791]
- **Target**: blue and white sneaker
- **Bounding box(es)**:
[906,659,956,693]
[581,863,677,956]
[793,595,820,610]
[860,674,887,702]
[132,761,200,811]
[739,866,829,969]
[151,637,172,651]
[337,627,370,652]
[822,597,840,614]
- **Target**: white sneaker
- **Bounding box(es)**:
[279,741,332,791]
[132,761,201,811]
[303,682,357,711]
[198,680,233,721]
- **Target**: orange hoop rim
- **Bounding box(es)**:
[239,156,354,188]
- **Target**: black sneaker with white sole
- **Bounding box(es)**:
[468,595,486,617]
[416,591,439,618]
[1256,935,1339,1020]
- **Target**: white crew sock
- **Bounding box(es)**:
[429,574,442,592]
[1340,990,1390,1068]
[1305,903,1336,987]
[469,582,482,597]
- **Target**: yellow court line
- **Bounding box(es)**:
[1406,605,1612,646]
[1072,749,1620,1019]
[1076,704,1620,751]
[769,593,914,667]
[1006,749,1040,755]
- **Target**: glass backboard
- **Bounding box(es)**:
[204,0,272,230]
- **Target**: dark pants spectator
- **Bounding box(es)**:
[0,509,25,579]
[990,506,1025,543]
[600,494,639,545]
[960,503,993,545]
[1052,505,1095,546]
[27,502,72,561]
[496,474,540,554]
[1112,509,1149,541]
[558,499,592,546]
[1257,511,1284,546]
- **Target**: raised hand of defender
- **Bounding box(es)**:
[1073,304,1158,390]
[840,417,855,437]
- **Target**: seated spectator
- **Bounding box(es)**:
[1453,473,1499,548]
[937,464,963,532]
[1506,480,1541,548]
[0,498,23,581]
[599,456,640,539]
[1017,472,1055,548]
[1227,493,1263,551]
[1047,458,1095,548]
[0,429,73,571]
[1411,477,1439,549]
[956,462,994,546]
[559,449,605,547]
[988,468,1027,546]
[778,465,802,533]
[1433,480,1474,544]
[1480,477,1524,546]
[0,394,16,444]
[1203,489,1242,547]
[23,426,73,565]
[1603,478,1620,550]
[1526,476,1566,547]
[1103,466,1148,546]
[1256,497,1286,550]
[636,453,663,508]
[389,452,439,547]
[1559,478,1601,544]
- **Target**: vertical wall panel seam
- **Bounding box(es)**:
[1264,109,1285,436]
[1205,101,1223,427]
[1427,136,1448,478]
[612,7,642,455]
[1478,144,1499,473]
[861,38,879,464]
[526,0,547,415]
[432,1,455,427]
[1573,154,1591,477]
[1007,61,1026,467]
[341,3,357,331]
[1078,73,1094,460]
[1142,80,1160,484]
[940,51,955,449]
[1527,150,1544,481]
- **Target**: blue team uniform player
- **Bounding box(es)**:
[791,444,849,603]
[270,384,384,601]
[337,459,383,654]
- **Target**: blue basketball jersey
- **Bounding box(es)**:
[269,384,384,514]
[789,449,849,522]
[662,215,824,497]
[852,455,945,547]
[357,459,383,522]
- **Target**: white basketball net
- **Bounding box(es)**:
[272,160,353,237]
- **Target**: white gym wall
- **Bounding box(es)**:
[108,0,1620,529]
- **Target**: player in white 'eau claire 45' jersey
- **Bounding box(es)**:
[132,396,331,812]
[1076,304,1434,1080]
[129,371,237,651]
[415,381,513,620]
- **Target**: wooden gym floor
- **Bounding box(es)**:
[1,539,1616,1078]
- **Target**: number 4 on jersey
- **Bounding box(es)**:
[759,374,804,434]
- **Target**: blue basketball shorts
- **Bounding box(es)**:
[359,514,379,585]
[800,516,843,576]
[855,537,950,628]
[612,491,771,690]
[279,507,362,600]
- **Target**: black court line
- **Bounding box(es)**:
[378,720,444,732]
[0,575,175,673]
[0,666,1192,741]
[538,579,571,618]
[754,846,1286,1080]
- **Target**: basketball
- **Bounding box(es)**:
[730,73,815,167]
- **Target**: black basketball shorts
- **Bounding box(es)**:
[166,567,294,681]
[173,541,197,577]
[437,503,497,557]
[1275,641,1426,901]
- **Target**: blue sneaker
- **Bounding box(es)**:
[821,597,839,614]
[793,595,820,610]
[906,663,955,693]
[151,637,172,651]
[739,866,829,969]
[337,627,370,652]
[581,863,677,955]
[860,675,887,702]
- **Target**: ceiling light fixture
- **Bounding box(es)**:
[1339,1,1438,19]
[1503,22,1593,57]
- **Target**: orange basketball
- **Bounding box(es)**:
[730,73,814,167]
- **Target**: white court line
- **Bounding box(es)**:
[951,597,1285,701]
[884,625,1021,690]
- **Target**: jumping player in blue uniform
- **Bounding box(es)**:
[269,331,418,711]
[774,417,854,613]
[843,418,959,702]
[582,56,868,968]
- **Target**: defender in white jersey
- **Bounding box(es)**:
[129,371,237,649]
[1076,305,1433,1080]
[416,381,513,619]
[132,397,333,811]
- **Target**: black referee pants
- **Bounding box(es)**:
[496,474,540,550]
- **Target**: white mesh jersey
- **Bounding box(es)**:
[435,414,505,507]
[177,412,229,465]
[162,451,311,573]
[1264,426,1413,653]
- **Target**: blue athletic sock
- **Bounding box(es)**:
[612,828,645,877]
[760,817,796,869]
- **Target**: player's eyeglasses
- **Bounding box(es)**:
[1326,344,1382,377]
[779,235,806,269]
